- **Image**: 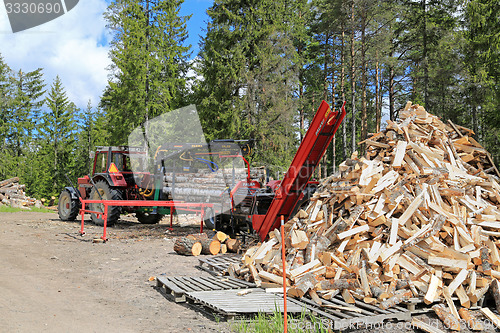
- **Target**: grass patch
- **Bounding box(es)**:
[232,308,330,333]
[0,206,54,213]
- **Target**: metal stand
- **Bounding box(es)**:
[78,199,212,241]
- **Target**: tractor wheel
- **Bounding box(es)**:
[89,181,122,226]
[203,207,216,230]
[136,212,163,224]
[58,190,80,221]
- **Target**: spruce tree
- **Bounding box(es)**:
[102,0,191,145]
[196,0,300,169]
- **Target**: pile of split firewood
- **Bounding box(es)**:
[229,102,500,330]
[0,177,43,209]
[173,231,240,256]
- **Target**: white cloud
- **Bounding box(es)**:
[0,0,111,109]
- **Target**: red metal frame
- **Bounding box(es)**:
[78,199,214,241]
[252,100,346,241]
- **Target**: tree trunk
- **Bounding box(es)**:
[389,61,395,121]
[174,238,202,256]
[422,0,429,107]
[332,54,337,173]
[360,8,367,156]
[200,239,221,255]
[341,20,348,161]
[350,0,356,154]
[375,55,381,132]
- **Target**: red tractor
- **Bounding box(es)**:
[57,141,254,227]
[57,146,159,225]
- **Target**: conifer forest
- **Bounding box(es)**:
[0,0,498,199]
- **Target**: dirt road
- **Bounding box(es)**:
[0,211,231,333]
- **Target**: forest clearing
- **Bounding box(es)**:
[0,0,499,332]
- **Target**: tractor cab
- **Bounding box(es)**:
[91,146,148,187]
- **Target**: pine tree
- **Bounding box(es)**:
[102,0,192,145]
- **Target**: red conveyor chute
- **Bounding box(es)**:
[252,100,346,241]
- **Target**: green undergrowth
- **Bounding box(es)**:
[0,206,54,213]
[232,309,330,333]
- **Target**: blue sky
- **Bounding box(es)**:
[0,0,211,110]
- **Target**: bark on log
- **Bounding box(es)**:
[318,279,360,291]
[432,304,461,331]
[289,273,317,298]
[173,238,202,256]
[0,177,19,188]
[379,290,412,310]
[458,308,483,331]
[490,279,500,313]
[481,246,491,275]
[226,238,240,253]
[186,233,208,241]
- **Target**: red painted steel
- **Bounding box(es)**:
[252,100,346,241]
[78,199,213,241]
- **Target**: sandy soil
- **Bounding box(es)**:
[0,211,232,333]
[1,211,498,333]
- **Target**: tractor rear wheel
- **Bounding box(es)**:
[136,212,163,224]
[89,181,122,226]
[58,189,80,221]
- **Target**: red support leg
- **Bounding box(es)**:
[169,208,174,232]
[79,201,86,235]
[101,204,108,241]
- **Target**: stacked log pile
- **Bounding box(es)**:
[229,102,500,329]
[0,177,42,209]
[163,167,266,202]
[173,231,240,256]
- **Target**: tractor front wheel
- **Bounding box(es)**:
[58,189,80,221]
[136,211,163,224]
[89,181,122,226]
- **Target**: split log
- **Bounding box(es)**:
[490,279,500,313]
[479,308,500,329]
[480,247,491,275]
[379,290,412,310]
[412,318,447,333]
[214,231,229,243]
[200,239,221,255]
[226,238,240,253]
[173,238,202,256]
[288,273,316,298]
[317,279,359,291]
[458,308,483,331]
[432,304,461,331]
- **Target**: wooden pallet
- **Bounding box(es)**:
[402,296,483,314]
[197,254,241,275]
[156,275,255,302]
[289,294,411,329]
[186,288,306,319]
